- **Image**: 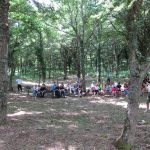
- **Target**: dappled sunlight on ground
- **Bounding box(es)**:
[139,103,146,109]
[42,142,78,150]
[1,92,149,150]
[68,124,78,129]
[89,96,128,108]
[60,112,80,116]
[88,96,147,109]
[8,110,43,117]
[9,92,21,96]
[46,124,62,129]
[18,95,28,98]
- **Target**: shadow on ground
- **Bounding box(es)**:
[0,92,149,150]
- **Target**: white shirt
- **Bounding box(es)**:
[147,84,150,93]
[16,79,22,84]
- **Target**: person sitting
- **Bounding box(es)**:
[39,84,47,98]
[66,83,71,96]
[111,85,117,97]
[105,83,111,94]
[91,81,96,95]
[74,83,78,95]
[116,82,122,96]
[78,84,83,97]
[32,84,39,96]
[95,84,99,95]
[50,81,57,97]
[59,82,66,97]
[123,81,128,97]
[55,86,61,98]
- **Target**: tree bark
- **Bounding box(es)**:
[9,66,15,91]
[35,31,46,83]
[97,44,101,82]
[114,0,145,149]
[80,39,86,91]
[0,0,9,124]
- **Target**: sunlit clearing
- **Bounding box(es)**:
[46,124,62,129]
[46,144,77,150]
[139,103,146,109]
[68,145,77,150]
[46,142,64,150]
[68,124,78,129]
[46,142,77,150]
[8,111,43,117]
[90,97,128,108]
[58,120,72,123]
[0,140,5,144]
[0,139,5,148]
[22,81,38,86]
[60,112,79,116]
[9,93,20,96]
[90,97,147,109]
[18,95,27,98]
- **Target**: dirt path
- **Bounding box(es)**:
[0,92,149,150]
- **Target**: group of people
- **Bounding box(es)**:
[16,76,150,112]
[90,80,129,97]
[31,80,83,98]
[32,84,47,98]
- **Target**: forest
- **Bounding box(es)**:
[0,0,150,150]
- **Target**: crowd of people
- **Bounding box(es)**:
[31,80,83,98]
[30,78,129,99]
[89,80,129,97]
[16,75,150,112]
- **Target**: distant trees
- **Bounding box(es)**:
[8,0,131,83]
[0,0,9,124]
[2,0,150,148]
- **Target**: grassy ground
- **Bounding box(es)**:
[0,91,149,150]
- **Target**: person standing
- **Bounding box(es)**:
[16,78,23,92]
[144,83,150,112]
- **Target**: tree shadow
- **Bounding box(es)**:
[1,92,149,150]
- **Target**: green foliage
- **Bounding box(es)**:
[8,0,150,81]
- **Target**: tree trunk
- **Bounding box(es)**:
[114,0,144,149]
[39,32,46,83]
[0,0,9,124]
[35,31,46,83]
[9,66,15,91]
[97,44,101,82]
[76,49,81,78]
[80,39,86,91]
[63,62,67,80]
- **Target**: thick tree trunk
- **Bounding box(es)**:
[0,0,9,124]
[114,0,144,149]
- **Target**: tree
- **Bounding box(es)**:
[114,0,150,149]
[0,0,9,124]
